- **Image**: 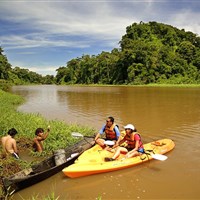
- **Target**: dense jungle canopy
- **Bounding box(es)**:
[1,21,200,87]
[0,47,54,88]
[55,21,200,85]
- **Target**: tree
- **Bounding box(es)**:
[55,22,200,85]
[176,41,196,63]
[0,47,12,80]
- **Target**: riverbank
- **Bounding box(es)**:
[0,89,95,198]
[57,83,200,87]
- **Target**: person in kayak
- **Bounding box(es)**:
[94,116,121,150]
[33,127,50,152]
[104,124,144,161]
[1,128,19,159]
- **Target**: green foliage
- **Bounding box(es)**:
[0,79,12,91]
[0,47,12,80]
[55,22,200,85]
[11,67,56,85]
[30,192,60,200]
[0,46,55,85]
[15,192,60,200]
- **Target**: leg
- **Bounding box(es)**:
[105,147,128,161]
[126,150,141,158]
[96,138,106,148]
[112,147,128,159]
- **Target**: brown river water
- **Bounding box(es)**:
[10,85,200,200]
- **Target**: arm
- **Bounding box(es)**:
[12,139,18,154]
[114,126,121,144]
[39,129,50,141]
[1,137,6,152]
[113,135,126,148]
[43,128,50,140]
[95,125,105,141]
[129,140,140,153]
[129,134,140,153]
[94,133,100,142]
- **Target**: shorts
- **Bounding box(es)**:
[137,148,145,153]
[12,152,19,159]
[126,147,145,153]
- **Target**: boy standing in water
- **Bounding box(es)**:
[33,127,50,152]
[1,128,19,159]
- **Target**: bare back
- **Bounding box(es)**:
[1,135,11,152]
[5,137,18,154]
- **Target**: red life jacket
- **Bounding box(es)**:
[124,133,143,149]
[105,123,117,140]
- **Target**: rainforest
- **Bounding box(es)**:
[1,21,200,87]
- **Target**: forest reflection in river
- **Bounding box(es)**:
[11,85,200,199]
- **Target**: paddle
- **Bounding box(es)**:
[71,132,84,138]
[120,152,168,162]
[71,132,95,138]
[144,149,168,161]
[151,153,168,161]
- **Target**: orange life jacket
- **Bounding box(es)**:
[105,123,117,140]
[124,132,142,149]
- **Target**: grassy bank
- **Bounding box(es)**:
[60,83,200,87]
[0,89,95,152]
[0,89,95,198]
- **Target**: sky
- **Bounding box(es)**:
[0,0,200,76]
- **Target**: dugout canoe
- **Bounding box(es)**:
[2,136,95,195]
[62,138,175,178]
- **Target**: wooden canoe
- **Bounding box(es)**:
[2,136,95,195]
[62,138,175,178]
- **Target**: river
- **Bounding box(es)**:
[10,85,200,199]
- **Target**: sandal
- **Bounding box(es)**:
[104,157,115,162]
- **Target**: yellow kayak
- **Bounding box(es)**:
[62,138,175,178]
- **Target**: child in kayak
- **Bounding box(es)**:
[104,124,144,161]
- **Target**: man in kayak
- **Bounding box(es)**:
[33,127,50,152]
[104,124,144,161]
[1,128,19,159]
[94,116,121,151]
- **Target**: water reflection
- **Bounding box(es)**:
[12,85,200,134]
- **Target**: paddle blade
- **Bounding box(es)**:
[71,153,80,158]
[151,154,168,161]
[71,132,84,138]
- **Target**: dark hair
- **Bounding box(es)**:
[35,128,44,135]
[8,128,18,136]
[108,116,114,123]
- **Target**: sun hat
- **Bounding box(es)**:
[124,124,135,131]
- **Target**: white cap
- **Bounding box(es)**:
[124,124,135,131]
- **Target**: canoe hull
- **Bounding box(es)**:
[2,136,95,195]
[62,138,175,178]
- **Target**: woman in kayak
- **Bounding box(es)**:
[104,124,144,161]
[94,116,121,151]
